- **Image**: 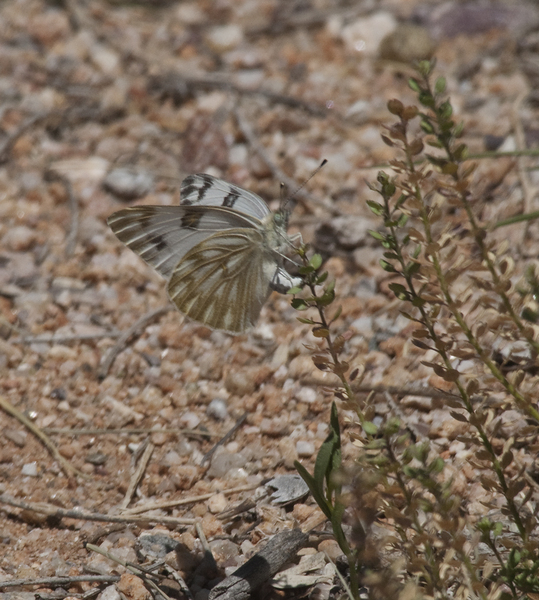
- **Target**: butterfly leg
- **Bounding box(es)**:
[269,267,303,294]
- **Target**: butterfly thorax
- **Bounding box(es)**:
[262,211,290,254]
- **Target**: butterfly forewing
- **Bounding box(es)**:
[181,174,271,221]
[108,173,303,333]
[167,228,276,333]
[107,205,262,280]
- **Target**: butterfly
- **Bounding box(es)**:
[107,173,303,333]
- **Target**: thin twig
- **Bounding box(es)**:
[512,90,537,242]
[383,391,428,442]
[120,439,154,511]
[201,412,248,466]
[233,107,337,215]
[42,427,217,436]
[300,378,481,402]
[162,565,194,600]
[0,494,196,526]
[122,484,258,515]
[64,177,80,257]
[85,544,174,600]
[10,331,121,345]
[0,575,120,590]
[98,306,171,379]
[195,522,219,575]
[0,395,88,479]
[246,3,371,35]
[0,111,55,163]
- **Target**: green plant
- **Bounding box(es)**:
[291,60,539,600]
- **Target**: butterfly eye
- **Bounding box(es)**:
[274,212,287,228]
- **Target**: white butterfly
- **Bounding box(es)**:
[107,174,303,333]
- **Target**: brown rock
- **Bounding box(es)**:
[117,573,151,600]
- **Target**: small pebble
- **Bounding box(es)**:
[225,371,256,396]
[295,387,317,404]
[340,11,397,56]
[209,539,239,562]
[117,572,151,600]
[205,24,244,52]
[179,411,201,430]
[97,585,122,600]
[22,462,38,477]
[4,429,27,447]
[206,399,228,421]
[207,452,248,478]
[3,226,36,251]
[296,441,315,457]
[161,450,182,467]
[207,492,227,514]
[86,452,107,465]
[103,168,153,200]
[318,539,344,562]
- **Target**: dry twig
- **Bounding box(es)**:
[0,111,55,163]
[121,483,258,515]
[11,331,121,345]
[42,426,216,436]
[233,107,338,215]
[98,305,171,379]
[0,575,120,590]
[0,395,88,479]
[0,494,196,526]
[85,544,174,600]
[119,439,154,511]
[201,411,248,465]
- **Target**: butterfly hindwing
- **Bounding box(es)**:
[167,228,276,333]
[107,205,262,280]
[181,174,271,221]
[108,173,303,333]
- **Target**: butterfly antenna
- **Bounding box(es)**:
[281,159,327,213]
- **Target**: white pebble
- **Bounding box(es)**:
[97,585,121,600]
[207,493,228,514]
[207,399,228,421]
[22,462,38,477]
[206,24,243,52]
[295,387,317,404]
[179,411,201,430]
[296,441,316,457]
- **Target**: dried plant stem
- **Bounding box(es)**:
[0,395,88,479]
[397,119,530,541]
[421,75,539,359]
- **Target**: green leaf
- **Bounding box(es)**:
[434,76,446,94]
[291,298,308,310]
[287,286,303,295]
[408,78,420,93]
[388,283,409,299]
[295,461,332,520]
[380,260,396,273]
[299,265,314,275]
[318,289,335,306]
[366,200,384,216]
[330,501,352,557]
[316,271,328,284]
[363,421,378,435]
[369,230,386,241]
[439,100,453,120]
[331,305,342,321]
[296,317,314,324]
[310,253,323,270]
[420,119,434,134]
[397,213,409,227]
